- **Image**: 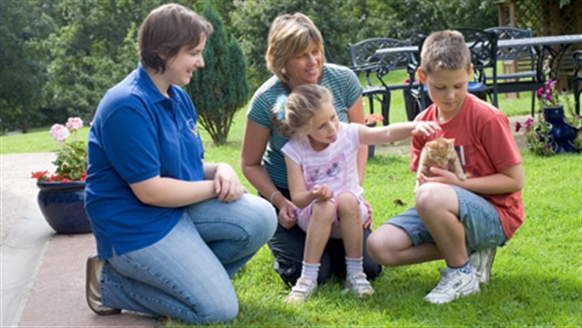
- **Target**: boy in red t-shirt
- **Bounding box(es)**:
[367,30,525,304]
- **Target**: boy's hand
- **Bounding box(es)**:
[417,167,462,187]
[311,184,333,200]
[412,121,441,137]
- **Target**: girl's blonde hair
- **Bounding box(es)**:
[420,30,471,74]
[266,13,324,84]
[272,84,332,141]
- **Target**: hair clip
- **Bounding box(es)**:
[275,95,287,120]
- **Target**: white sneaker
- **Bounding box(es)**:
[284,277,317,304]
[345,271,374,298]
[469,248,496,284]
[424,267,480,304]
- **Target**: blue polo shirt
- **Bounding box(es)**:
[85,63,205,258]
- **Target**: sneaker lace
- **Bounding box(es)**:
[432,268,455,292]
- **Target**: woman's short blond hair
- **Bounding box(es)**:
[420,30,471,74]
[266,13,324,84]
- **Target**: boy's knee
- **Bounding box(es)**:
[415,183,436,206]
[366,230,383,261]
[366,228,401,266]
[415,183,448,212]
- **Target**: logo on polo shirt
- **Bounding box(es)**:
[187,119,199,137]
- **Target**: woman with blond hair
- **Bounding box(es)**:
[241,12,381,287]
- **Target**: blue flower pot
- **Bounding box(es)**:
[542,106,580,154]
[36,181,92,234]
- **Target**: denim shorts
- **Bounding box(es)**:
[384,185,507,251]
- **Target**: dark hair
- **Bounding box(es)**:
[138,3,213,73]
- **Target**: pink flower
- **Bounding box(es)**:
[549,79,557,88]
[49,124,70,142]
[515,121,521,132]
[525,117,534,127]
[66,117,83,131]
[537,78,561,107]
[33,117,87,183]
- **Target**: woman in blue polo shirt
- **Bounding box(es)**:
[84,4,276,324]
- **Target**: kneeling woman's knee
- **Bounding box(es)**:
[194,296,238,323]
[245,194,277,241]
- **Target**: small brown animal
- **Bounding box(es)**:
[418,137,466,180]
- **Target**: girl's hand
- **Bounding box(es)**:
[412,121,441,137]
[214,164,247,202]
[311,184,333,200]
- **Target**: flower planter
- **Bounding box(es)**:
[36,181,92,234]
[542,106,580,153]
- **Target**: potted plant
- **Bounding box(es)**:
[364,113,384,127]
[31,117,91,234]
[515,79,581,156]
[364,114,384,158]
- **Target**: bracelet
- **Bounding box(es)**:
[269,190,282,203]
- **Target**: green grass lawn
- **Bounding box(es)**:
[1,78,580,326]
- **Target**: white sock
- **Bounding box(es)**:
[346,256,364,276]
[300,261,320,282]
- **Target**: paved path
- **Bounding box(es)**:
[0,115,529,327]
[1,153,158,327]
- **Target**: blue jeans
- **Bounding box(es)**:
[99,194,277,324]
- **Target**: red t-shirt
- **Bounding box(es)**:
[411,93,524,239]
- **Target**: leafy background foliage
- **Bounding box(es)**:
[1,0,576,142]
[186,2,249,145]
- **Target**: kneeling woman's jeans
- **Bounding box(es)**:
[99,194,277,324]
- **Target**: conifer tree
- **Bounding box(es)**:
[186,1,249,145]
